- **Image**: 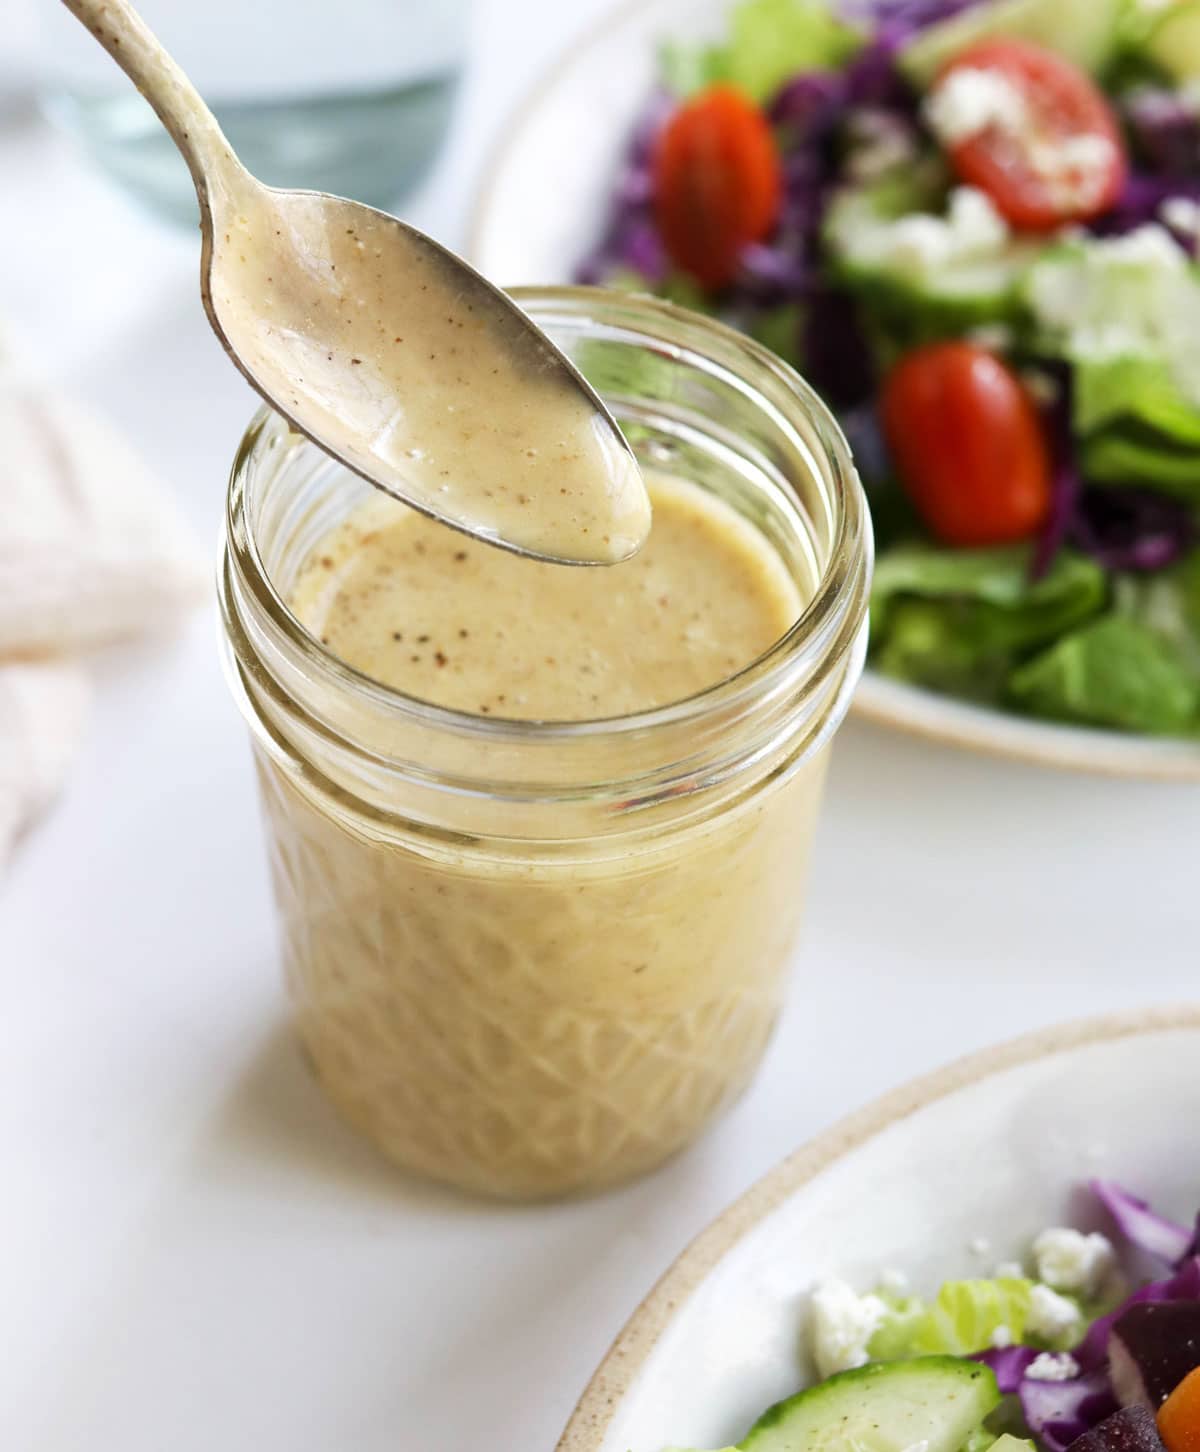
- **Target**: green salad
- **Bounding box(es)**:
[579,0,1200,737]
[658,1178,1200,1452]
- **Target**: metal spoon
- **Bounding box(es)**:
[60,0,650,565]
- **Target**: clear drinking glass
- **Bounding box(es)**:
[219,289,872,1201]
[36,0,468,225]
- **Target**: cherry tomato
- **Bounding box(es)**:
[653,85,782,290]
[881,342,1052,547]
[936,40,1127,230]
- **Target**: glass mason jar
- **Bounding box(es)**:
[219,288,871,1201]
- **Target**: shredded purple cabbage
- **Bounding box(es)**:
[842,36,915,110]
[575,92,672,286]
[1091,90,1200,250]
[1077,1256,1200,1371]
[1022,1258,1200,1452]
[1123,88,1200,180]
[974,1345,1040,1394]
[768,69,846,135]
[1091,174,1200,250]
[1020,1370,1119,1452]
[803,287,878,409]
[1073,489,1198,574]
[731,143,830,304]
[1093,1181,1200,1266]
[840,0,990,41]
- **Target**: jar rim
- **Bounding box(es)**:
[223,285,871,747]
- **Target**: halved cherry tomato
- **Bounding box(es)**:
[935,40,1127,230]
[881,342,1052,547]
[1160,1366,1200,1452]
[653,85,782,290]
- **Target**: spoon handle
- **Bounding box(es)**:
[59,0,245,204]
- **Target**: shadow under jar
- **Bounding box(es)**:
[219,288,872,1201]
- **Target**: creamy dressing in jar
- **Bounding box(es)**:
[289,471,801,721]
[221,291,871,1199]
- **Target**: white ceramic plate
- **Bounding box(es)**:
[468,0,1200,781]
[556,1005,1200,1452]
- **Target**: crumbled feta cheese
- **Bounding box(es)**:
[1099,224,1189,270]
[865,186,1011,274]
[925,67,1029,145]
[1028,1284,1082,1342]
[1028,134,1119,213]
[992,1325,1015,1349]
[995,1261,1026,1280]
[845,111,919,183]
[969,1236,992,1257]
[1025,224,1200,379]
[969,323,1016,353]
[1161,197,1200,241]
[1027,1352,1082,1382]
[947,187,1011,253]
[810,1279,888,1379]
[1033,1228,1116,1297]
[880,1268,910,1296]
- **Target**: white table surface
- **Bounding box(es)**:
[1,2,1197,1448]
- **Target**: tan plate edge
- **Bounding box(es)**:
[557,1003,1200,1452]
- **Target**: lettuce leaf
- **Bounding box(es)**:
[1008,613,1200,733]
[869,1279,1036,1360]
[1082,433,1200,496]
[1075,356,1200,445]
[1074,356,1200,500]
[870,545,1108,700]
[1115,549,1200,673]
[661,0,863,101]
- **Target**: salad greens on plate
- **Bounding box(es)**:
[579,0,1200,738]
[659,1179,1200,1452]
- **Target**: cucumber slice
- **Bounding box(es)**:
[741,1357,1000,1452]
[989,1437,1037,1452]
[1142,1,1200,84]
[899,0,1123,87]
[835,253,1037,331]
[824,184,1043,332]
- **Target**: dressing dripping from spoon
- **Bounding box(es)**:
[60,0,651,565]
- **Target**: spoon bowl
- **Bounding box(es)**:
[62,0,650,565]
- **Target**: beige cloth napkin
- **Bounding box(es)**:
[0,343,206,865]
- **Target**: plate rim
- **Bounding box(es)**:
[556,1003,1200,1452]
[853,672,1200,781]
[465,0,1200,783]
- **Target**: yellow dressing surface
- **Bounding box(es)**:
[290,470,802,720]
